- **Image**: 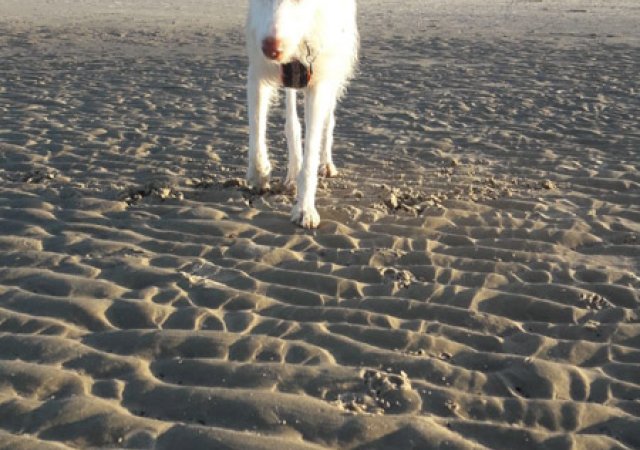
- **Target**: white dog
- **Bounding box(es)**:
[246,0,358,228]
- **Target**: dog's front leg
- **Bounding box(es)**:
[247,73,274,193]
[291,83,336,229]
[284,88,302,193]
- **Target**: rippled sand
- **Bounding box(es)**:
[0,1,639,449]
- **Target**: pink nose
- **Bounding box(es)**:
[262,37,283,60]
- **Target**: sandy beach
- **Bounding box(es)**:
[1,1,639,448]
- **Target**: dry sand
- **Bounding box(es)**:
[1,1,639,449]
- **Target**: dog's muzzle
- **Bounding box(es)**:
[281,60,312,89]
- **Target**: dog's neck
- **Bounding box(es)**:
[300,40,318,66]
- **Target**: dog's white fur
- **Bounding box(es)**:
[246,0,358,228]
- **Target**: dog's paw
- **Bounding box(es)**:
[318,162,338,178]
[246,165,271,194]
[291,204,320,229]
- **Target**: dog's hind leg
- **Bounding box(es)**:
[319,103,338,178]
[291,83,336,229]
[246,74,274,193]
[284,88,302,193]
